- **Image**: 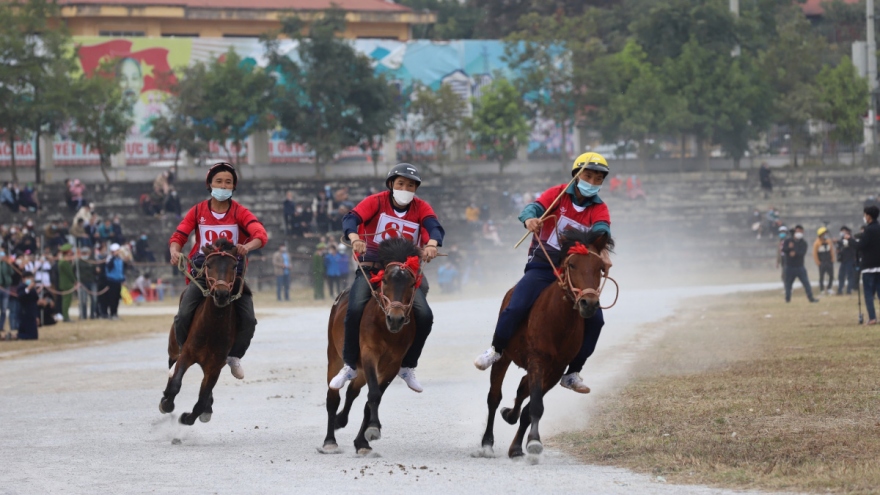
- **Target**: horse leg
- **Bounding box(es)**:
[525,369,549,455]
[336,379,363,429]
[180,364,221,426]
[353,401,373,455]
[500,374,529,425]
[480,355,511,453]
[160,354,191,414]
[508,402,531,458]
[363,365,384,443]
[322,387,342,452]
[199,393,214,423]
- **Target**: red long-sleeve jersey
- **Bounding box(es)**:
[169,199,268,260]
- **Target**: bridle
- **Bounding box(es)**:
[367,259,421,325]
[177,246,247,303]
[533,216,619,311]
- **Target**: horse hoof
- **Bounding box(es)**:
[159,399,174,414]
[509,449,525,459]
[526,440,543,455]
[199,412,212,423]
[317,444,342,455]
[334,415,348,429]
[500,407,517,425]
[470,446,495,458]
[179,413,195,426]
[365,427,381,442]
[356,448,377,457]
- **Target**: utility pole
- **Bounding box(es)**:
[868,0,877,157]
[731,0,741,57]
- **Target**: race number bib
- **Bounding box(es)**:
[547,216,590,250]
[198,224,239,247]
[375,213,421,244]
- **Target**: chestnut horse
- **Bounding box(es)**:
[480,228,616,458]
[159,238,247,425]
[321,238,423,455]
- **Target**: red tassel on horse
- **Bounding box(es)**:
[568,242,591,256]
[405,256,423,288]
[369,270,385,285]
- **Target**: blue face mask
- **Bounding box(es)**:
[577,180,601,197]
[779,233,786,239]
[211,188,233,201]
[24,279,33,287]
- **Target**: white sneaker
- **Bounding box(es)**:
[560,372,591,394]
[397,367,423,393]
[329,365,357,390]
[226,357,245,380]
[474,347,501,370]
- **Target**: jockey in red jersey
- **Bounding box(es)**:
[329,163,444,393]
[168,162,268,380]
[474,152,613,393]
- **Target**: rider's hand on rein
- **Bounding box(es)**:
[423,245,438,263]
[525,218,543,234]
[235,244,249,257]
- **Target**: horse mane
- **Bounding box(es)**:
[559,228,615,254]
[377,237,422,266]
[201,237,236,256]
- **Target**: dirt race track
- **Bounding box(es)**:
[0,284,782,495]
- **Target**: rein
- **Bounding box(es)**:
[176,248,248,302]
[531,216,619,311]
[340,232,422,324]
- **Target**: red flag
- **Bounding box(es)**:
[76,40,177,93]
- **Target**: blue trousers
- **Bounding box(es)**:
[838,260,857,295]
[492,261,604,374]
[276,273,290,301]
[784,266,815,301]
[343,269,433,369]
[863,272,880,322]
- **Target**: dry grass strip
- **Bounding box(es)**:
[557,290,880,494]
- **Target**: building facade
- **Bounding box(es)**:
[58,0,435,40]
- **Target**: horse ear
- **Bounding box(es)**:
[201,244,212,256]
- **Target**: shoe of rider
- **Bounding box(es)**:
[560,372,591,394]
[474,346,501,370]
[329,364,358,390]
[397,367,423,393]
[227,356,245,380]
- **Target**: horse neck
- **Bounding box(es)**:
[198,295,236,328]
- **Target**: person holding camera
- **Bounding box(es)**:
[858,206,880,324]
[16,271,41,340]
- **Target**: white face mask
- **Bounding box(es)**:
[794,232,804,240]
[392,189,415,206]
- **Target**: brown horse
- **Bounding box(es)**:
[159,238,246,425]
[320,237,422,455]
[480,228,615,458]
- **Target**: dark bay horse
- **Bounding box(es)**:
[321,238,422,455]
[159,238,246,425]
[481,229,616,458]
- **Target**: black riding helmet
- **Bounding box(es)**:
[385,163,422,190]
[205,162,238,191]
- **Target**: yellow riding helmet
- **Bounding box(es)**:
[817,227,828,237]
[572,152,609,177]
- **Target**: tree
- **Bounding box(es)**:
[408,83,467,169]
[589,39,688,169]
[268,8,397,176]
[470,78,529,172]
[817,56,869,160]
[506,12,605,168]
[149,64,211,171]
[200,49,276,164]
[69,66,134,182]
[399,0,484,39]
[474,0,618,39]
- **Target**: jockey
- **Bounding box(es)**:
[168,162,268,380]
[329,163,444,393]
[473,152,613,393]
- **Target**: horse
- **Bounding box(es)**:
[320,237,423,455]
[480,228,616,458]
[159,237,246,425]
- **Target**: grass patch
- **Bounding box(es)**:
[0,314,172,360]
[558,290,880,494]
